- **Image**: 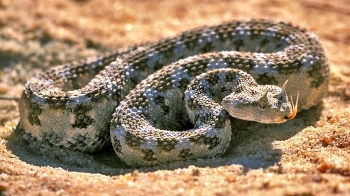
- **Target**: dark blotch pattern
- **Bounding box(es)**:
[72,104,94,129]
[112,136,122,153]
[256,73,278,85]
[179,148,193,158]
[27,101,42,126]
[125,132,144,150]
[307,61,328,88]
[158,139,178,152]
[142,149,157,162]
[189,135,221,150]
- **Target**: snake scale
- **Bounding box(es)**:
[18,19,329,167]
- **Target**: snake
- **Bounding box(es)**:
[18,19,329,167]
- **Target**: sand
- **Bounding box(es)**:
[0,0,349,195]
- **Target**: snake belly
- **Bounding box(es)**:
[18,19,329,166]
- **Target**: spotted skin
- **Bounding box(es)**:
[18,19,329,166]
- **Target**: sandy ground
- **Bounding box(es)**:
[0,0,350,195]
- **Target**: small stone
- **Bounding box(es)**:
[0,181,9,192]
[0,83,10,94]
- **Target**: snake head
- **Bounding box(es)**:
[222,83,296,124]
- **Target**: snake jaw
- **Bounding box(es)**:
[287,91,299,120]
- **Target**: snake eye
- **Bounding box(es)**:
[259,104,266,109]
[278,93,284,101]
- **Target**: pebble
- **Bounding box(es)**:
[0,83,10,94]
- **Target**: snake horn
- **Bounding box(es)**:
[281,80,288,93]
[262,89,268,99]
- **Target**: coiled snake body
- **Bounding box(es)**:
[19,20,329,166]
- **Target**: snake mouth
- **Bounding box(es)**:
[285,91,299,120]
